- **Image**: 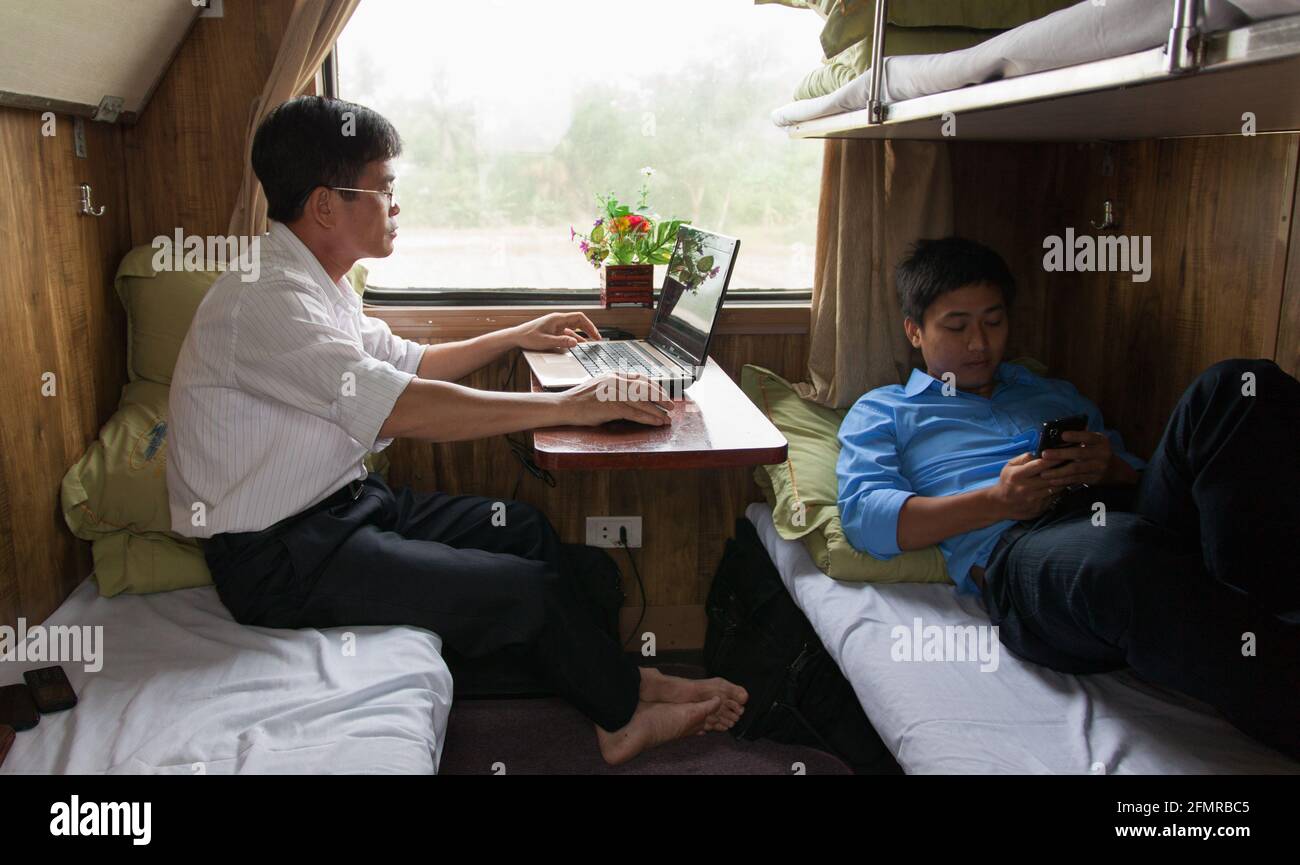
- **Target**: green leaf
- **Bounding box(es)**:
[591,225,605,243]
[697,255,714,271]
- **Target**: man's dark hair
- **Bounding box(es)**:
[251,95,403,223]
[895,237,1016,325]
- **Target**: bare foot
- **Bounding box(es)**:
[596,697,721,766]
[638,667,748,730]
[702,699,744,732]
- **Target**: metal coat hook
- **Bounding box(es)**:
[78,183,105,217]
[1091,199,1118,231]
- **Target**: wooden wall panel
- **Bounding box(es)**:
[0,108,132,628]
[1278,138,1300,381]
[2,0,293,628]
[951,135,1299,458]
[122,0,294,245]
[950,141,1081,365]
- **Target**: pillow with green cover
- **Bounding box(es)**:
[64,247,383,595]
[740,364,949,583]
[61,380,210,595]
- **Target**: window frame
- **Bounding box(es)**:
[323,46,814,308]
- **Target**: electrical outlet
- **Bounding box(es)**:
[585,516,642,549]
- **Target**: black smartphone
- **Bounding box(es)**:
[0,683,39,732]
[24,665,77,713]
[1035,413,1088,459]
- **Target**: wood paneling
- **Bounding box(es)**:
[121,0,293,244]
[951,135,1300,458]
[1,0,292,628]
[949,141,1077,365]
[0,108,132,628]
[1278,138,1300,381]
[384,327,810,649]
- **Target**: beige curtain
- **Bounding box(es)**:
[795,138,953,408]
[228,0,362,238]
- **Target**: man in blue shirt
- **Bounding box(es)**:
[837,237,1299,759]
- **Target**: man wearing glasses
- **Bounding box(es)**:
[167,95,746,765]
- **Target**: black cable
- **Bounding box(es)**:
[500,352,517,392]
[618,526,647,651]
[500,351,556,496]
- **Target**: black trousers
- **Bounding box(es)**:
[200,479,641,732]
[983,358,1300,760]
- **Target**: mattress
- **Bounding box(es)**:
[1,577,453,774]
[771,0,1291,127]
[746,502,1300,774]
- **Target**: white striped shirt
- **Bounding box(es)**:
[167,221,426,537]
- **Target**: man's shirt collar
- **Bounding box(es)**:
[903,367,938,397]
[902,361,1028,399]
[267,220,354,310]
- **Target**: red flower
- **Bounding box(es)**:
[626,214,650,232]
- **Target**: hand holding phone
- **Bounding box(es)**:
[1035,414,1088,460]
[1038,416,1117,491]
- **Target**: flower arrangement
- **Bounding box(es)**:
[570,167,684,268]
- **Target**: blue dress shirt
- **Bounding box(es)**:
[836,362,1147,595]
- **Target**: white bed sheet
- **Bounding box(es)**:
[746,503,1300,774]
[1,577,453,774]
[770,0,1288,127]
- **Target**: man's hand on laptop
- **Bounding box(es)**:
[560,373,674,427]
[511,312,602,352]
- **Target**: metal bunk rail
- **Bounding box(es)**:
[862,0,1205,125]
[793,0,1300,141]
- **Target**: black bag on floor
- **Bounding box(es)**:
[704,517,901,774]
[446,542,625,698]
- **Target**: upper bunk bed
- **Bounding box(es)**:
[776,0,1300,141]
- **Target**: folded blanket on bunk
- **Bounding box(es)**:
[770,0,1263,127]
[760,0,1077,101]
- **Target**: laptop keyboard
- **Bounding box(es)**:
[572,341,672,378]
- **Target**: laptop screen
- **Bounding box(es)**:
[649,225,740,368]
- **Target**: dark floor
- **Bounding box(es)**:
[437,658,853,775]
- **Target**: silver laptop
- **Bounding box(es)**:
[524,225,740,390]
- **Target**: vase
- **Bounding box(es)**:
[601,264,654,308]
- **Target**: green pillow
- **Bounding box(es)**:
[61,380,211,595]
[818,0,1079,58]
[794,26,997,100]
[66,247,383,595]
[114,244,371,386]
[740,365,950,583]
[114,245,220,386]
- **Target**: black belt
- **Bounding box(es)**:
[261,477,366,537]
[313,476,366,510]
[203,477,368,560]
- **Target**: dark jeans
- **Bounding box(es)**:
[983,358,1300,760]
[200,478,641,732]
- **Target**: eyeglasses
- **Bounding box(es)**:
[329,185,398,210]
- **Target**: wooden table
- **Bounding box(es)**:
[530,357,788,471]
